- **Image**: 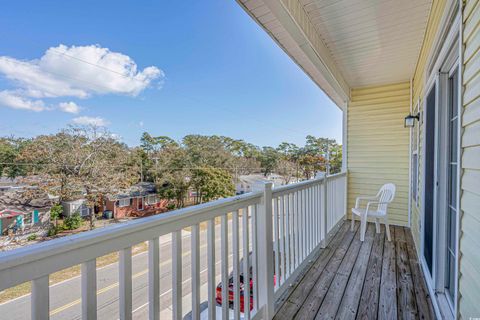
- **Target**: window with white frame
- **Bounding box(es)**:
[147,194,158,205]
[411,100,421,206]
[118,198,130,207]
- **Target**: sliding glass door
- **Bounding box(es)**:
[445,68,458,305]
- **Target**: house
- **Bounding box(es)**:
[0,1,479,319]
[0,188,52,234]
[61,199,92,218]
[0,177,27,192]
[236,174,289,194]
[105,182,169,219]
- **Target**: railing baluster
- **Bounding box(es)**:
[294,191,299,268]
[172,231,182,319]
[148,238,159,320]
[316,184,321,245]
[191,224,200,320]
[273,197,280,290]
[119,247,132,320]
[307,187,312,253]
[321,178,328,248]
[31,275,49,320]
[207,219,216,320]
[285,194,291,278]
[243,206,251,320]
[302,189,307,259]
[82,259,97,320]
[251,205,259,313]
[233,210,240,320]
[313,185,318,248]
[279,195,285,284]
[221,214,229,319]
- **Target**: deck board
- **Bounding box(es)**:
[273,221,435,320]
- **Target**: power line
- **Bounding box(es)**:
[0,161,273,171]
[1,47,338,141]
[0,57,125,95]
[40,48,326,139]
[49,47,147,82]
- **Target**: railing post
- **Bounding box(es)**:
[321,177,328,248]
[257,182,275,319]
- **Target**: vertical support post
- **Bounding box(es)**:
[82,259,97,320]
[148,238,160,320]
[207,219,216,320]
[342,105,349,222]
[191,224,200,320]
[119,247,132,320]
[220,215,229,319]
[342,105,348,172]
[31,276,49,320]
[172,231,182,320]
[321,177,328,248]
[257,182,274,319]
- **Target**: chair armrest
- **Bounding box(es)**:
[365,201,390,213]
[355,196,378,208]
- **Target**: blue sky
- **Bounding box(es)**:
[0,0,341,147]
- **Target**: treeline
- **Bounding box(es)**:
[0,126,342,223]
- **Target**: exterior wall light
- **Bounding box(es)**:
[404,113,420,128]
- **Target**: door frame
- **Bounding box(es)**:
[420,5,461,318]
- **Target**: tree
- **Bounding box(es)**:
[191,167,235,203]
[19,125,136,229]
[154,144,191,208]
[259,147,280,177]
[276,159,297,184]
[0,137,30,178]
[50,203,63,229]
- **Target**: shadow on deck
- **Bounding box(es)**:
[274,221,435,319]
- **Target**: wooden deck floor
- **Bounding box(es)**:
[274,221,435,320]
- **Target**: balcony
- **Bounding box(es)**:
[0,172,434,319]
[273,222,434,320]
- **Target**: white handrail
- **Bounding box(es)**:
[0,191,262,291]
[0,171,348,320]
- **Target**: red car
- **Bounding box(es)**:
[215,254,278,313]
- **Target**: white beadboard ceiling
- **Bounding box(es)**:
[238,0,432,106]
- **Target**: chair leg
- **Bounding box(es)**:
[351,213,355,231]
[360,215,367,242]
[385,217,391,241]
[375,218,380,233]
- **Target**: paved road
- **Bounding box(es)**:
[0,221,241,320]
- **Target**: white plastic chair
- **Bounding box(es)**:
[351,183,396,241]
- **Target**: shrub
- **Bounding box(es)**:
[27,234,37,241]
[47,226,58,237]
[50,204,63,226]
[63,212,83,230]
[166,203,176,210]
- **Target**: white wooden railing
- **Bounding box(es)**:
[0,172,347,320]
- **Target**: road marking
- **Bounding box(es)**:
[129,253,233,317]
[0,233,192,307]
[49,241,214,316]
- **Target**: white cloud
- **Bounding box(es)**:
[0,44,163,112]
[0,90,48,112]
[72,116,109,127]
[58,101,81,114]
[139,121,144,127]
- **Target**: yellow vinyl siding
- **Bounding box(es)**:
[459,0,480,318]
[348,82,410,226]
[410,0,448,251]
